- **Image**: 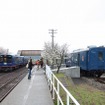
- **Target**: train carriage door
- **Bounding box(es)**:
[80,51,88,70]
[98,50,104,70]
[89,50,98,70]
[0,55,3,66]
[90,49,104,70]
[78,53,80,66]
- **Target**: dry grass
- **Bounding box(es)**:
[55,73,105,105]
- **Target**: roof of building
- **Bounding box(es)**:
[17,50,42,56]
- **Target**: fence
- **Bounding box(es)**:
[46,65,80,105]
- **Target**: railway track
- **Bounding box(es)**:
[0,67,28,102]
[72,76,105,91]
[95,77,105,84]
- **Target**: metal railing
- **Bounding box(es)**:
[46,65,80,105]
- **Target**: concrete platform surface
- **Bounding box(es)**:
[0,66,54,105]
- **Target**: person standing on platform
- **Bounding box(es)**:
[40,57,43,68]
[28,59,33,79]
[36,60,40,70]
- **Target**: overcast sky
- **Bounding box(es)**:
[0,0,105,54]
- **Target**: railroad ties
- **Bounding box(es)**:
[0,67,28,102]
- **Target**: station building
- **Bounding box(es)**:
[17,50,43,63]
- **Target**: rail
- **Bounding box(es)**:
[46,65,80,105]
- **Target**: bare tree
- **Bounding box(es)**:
[56,44,69,73]
[0,47,8,54]
[42,42,69,73]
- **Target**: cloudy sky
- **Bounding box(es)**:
[0,0,105,54]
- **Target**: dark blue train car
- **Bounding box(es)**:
[0,54,28,71]
[66,46,105,77]
[65,58,71,67]
[18,56,28,67]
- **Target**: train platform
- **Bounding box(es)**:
[0,66,54,105]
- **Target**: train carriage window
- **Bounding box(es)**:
[4,58,7,62]
[0,56,3,62]
[6,55,12,63]
[98,52,103,60]
[14,57,19,64]
[72,53,78,66]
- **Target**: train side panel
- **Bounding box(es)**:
[0,55,19,71]
[88,49,98,71]
[66,47,105,77]
[0,55,27,71]
[88,48,105,71]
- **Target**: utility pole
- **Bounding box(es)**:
[49,29,57,69]
[49,29,57,49]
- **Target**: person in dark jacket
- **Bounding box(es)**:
[40,57,43,68]
[28,59,33,79]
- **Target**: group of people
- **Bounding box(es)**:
[27,58,44,79]
[35,58,44,70]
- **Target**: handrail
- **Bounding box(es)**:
[46,65,80,105]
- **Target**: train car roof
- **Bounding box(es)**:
[72,48,89,53]
[72,46,105,53]
[0,54,25,57]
